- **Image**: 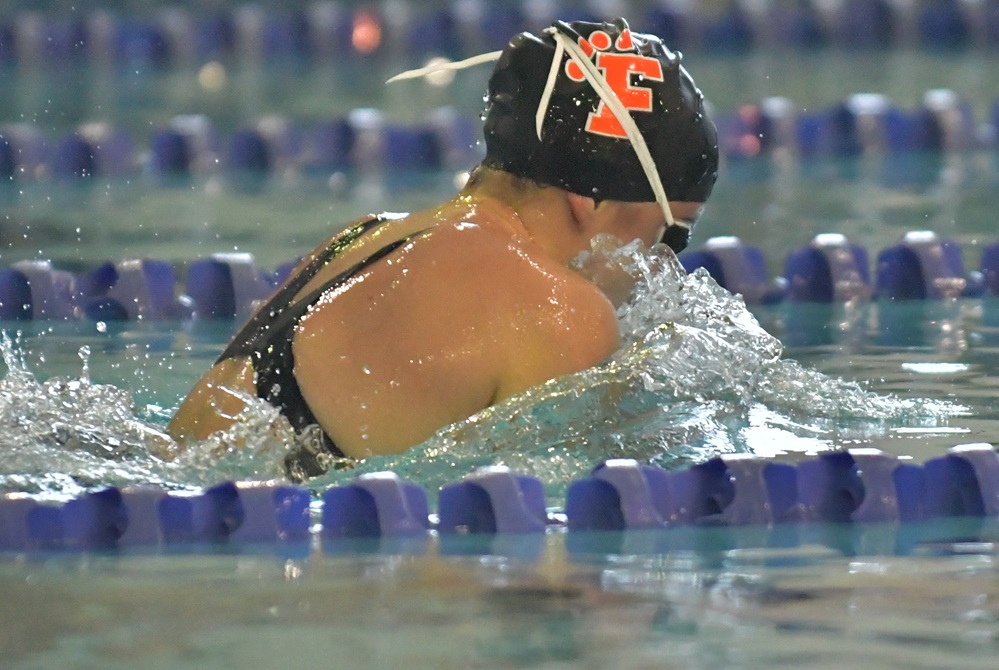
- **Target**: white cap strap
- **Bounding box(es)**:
[385,50,503,84]
[541,26,677,230]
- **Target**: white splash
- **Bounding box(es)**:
[328,239,963,495]
[0,239,964,499]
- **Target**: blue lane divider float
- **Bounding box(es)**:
[123,482,311,547]
[679,230,995,305]
[875,230,984,300]
[321,471,431,555]
[0,260,76,320]
[564,445,999,531]
[184,252,277,320]
[0,86,995,192]
[2,444,997,556]
[3,231,999,324]
[322,471,429,539]
[783,233,871,303]
[0,488,127,552]
[0,481,312,553]
[77,258,192,321]
[718,87,980,165]
[436,466,548,558]
[1,71,999,191]
[1,105,481,192]
[147,128,194,185]
[0,1,995,71]
[679,236,787,304]
[437,465,547,535]
[0,252,282,323]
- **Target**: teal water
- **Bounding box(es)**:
[1,526,996,669]
[2,34,999,670]
[0,238,974,499]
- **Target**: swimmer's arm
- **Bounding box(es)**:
[167,357,257,444]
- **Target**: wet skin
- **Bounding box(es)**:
[168,170,703,458]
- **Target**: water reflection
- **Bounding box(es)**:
[2,538,991,669]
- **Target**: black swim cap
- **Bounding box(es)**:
[483,18,718,208]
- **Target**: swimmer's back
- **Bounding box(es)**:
[169,201,620,459]
[291,202,621,457]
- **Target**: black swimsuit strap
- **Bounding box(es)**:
[216,215,386,364]
[265,229,427,340]
[214,214,429,477]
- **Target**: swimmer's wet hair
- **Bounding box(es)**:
[482,18,718,251]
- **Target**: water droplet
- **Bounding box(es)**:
[78,345,91,382]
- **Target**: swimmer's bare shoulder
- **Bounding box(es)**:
[292,217,620,457]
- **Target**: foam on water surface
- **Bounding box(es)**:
[0,238,963,500]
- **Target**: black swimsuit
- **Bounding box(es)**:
[215,214,424,477]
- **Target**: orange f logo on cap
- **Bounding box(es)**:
[564,29,665,139]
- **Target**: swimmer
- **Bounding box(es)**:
[168,18,718,476]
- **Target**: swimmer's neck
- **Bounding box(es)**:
[440,167,594,265]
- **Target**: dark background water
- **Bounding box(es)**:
[1,2,998,271]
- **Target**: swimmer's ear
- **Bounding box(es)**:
[566,192,599,232]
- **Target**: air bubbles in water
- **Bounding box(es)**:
[78,345,91,381]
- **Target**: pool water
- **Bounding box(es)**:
[3,4,999,668]
[1,217,995,667]
[0,240,973,498]
[1,529,997,669]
